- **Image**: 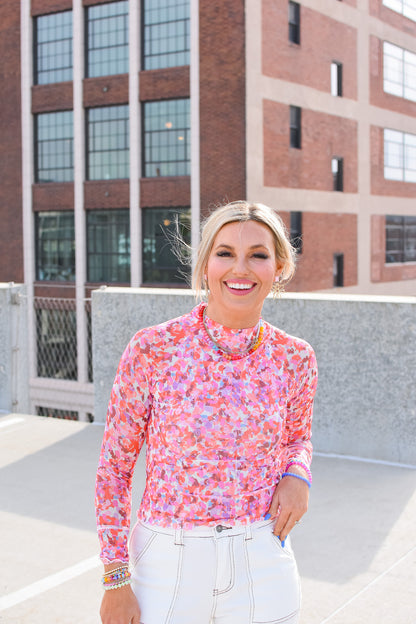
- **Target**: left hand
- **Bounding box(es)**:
[267,473,309,543]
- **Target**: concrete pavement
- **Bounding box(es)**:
[0,413,415,623]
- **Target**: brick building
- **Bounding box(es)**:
[0,0,415,418]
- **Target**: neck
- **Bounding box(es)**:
[205,300,262,329]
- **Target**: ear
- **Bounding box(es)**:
[275,262,284,281]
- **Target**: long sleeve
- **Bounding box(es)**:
[281,345,318,472]
[95,338,151,563]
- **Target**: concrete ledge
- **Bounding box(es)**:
[92,288,416,465]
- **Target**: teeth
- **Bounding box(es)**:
[227,282,253,290]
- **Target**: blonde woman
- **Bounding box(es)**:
[96,201,318,624]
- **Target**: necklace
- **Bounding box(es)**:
[199,305,264,361]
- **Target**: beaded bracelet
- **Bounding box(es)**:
[103,578,132,591]
[285,461,312,483]
[281,472,311,488]
[102,566,130,587]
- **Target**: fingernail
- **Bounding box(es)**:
[264,513,271,520]
[281,539,286,547]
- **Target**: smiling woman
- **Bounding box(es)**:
[95,201,318,624]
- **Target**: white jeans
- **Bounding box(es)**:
[129,518,301,624]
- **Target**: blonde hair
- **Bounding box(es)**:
[192,201,296,299]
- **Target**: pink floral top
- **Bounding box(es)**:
[95,303,318,563]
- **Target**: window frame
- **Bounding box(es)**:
[383,41,416,103]
[86,209,131,284]
[382,0,416,23]
[35,111,74,183]
[86,104,130,181]
[288,1,300,45]
[290,211,303,254]
[142,0,190,71]
[289,105,301,149]
[385,215,416,263]
[331,61,343,97]
[333,253,344,287]
[384,128,416,183]
[33,10,73,85]
[85,1,129,78]
[332,157,344,192]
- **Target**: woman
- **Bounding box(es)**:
[96,201,318,624]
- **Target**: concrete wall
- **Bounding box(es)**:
[0,283,29,414]
[92,287,416,465]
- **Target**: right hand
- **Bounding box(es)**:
[100,584,141,624]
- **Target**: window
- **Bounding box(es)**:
[331,61,343,96]
[35,212,75,281]
[34,11,73,84]
[384,129,416,182]
[35,298,77,380]
[143,99,190,177]
[386,215,416,263]
[333,253,344,287]
[86,1,129,78]
[382,0,416,23]
[87,105,129,180]
[142,207,191,283]
[383,41,416,102]
[290,212,303,254]
[35,111,74,183]
[87,210,130,283]
[289,105,301,149]
[143,0,190,70]
[332,157,344,191]
[288,1,300,45]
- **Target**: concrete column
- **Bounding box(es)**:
[190,0,201,269]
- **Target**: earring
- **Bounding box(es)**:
[274,276,280,283]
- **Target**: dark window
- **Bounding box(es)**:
[36,406,79,420]
[290,211,303,254]
[290,105,301,149]
[87,105,129,180]
[143,99,190,177]
[35,111,74,183]
[288,1,300,44]
[332,157,344,191]
[385,215,416,263]
[87,209,130,283]
[331,61,343,96]
[86,1,129,78]
[333,253,344,287]
[34,11,73,85]
[142,207,191,284]
[142,0,190,70]
[35,211,75,281]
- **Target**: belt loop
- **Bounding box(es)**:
[245,523,253,541]
[174,527,184,546]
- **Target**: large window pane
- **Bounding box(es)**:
[142,207,191,284]
[143,0,190,70]
[87,105,129,180]
[35,211,75,281]
[35,111,74,182]
[386,215,416,263]
[383,41,416,102]
[384,128,416,182]
[87,1,129,77]
[383,0,416,22]
[34,11,73,84]
[87,210,130,283]
[143,99,190,177]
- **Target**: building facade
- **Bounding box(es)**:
[0,0,415,418]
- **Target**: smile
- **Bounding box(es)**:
[224,281,256,293]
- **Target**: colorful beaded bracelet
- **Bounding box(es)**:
[103,578,132,591]
[102,566,130,586]
[281,472,311,488]
[285,461,312,483]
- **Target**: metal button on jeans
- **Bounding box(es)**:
[215,525,231,532]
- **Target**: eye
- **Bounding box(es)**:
[216,251,232,257]
[253,253,269,259]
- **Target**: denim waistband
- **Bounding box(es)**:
[139,517,274,541]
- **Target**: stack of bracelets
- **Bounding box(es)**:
[102,565,131,591]
[282,461,313,488]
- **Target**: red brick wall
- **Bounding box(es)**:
[84,75,129,108]
[32,83,73,113]
[140,178,190,209]
[264,100,358,192]
[199,0,246,216]
[0,0,23,283]
[370,36,416,117]
[369,0,416,36]
[371,215,416,282]
[33,183,74,211]
[32,0,72,15]
[85,180,129,210]
[140,67,190,101]
[371,125,416,197]
[279,211,358,291]
[262,0,357,99]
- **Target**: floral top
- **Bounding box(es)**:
[95,303,318,563]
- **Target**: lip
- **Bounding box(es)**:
[224,280,257,295]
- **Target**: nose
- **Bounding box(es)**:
[232,253,249,275]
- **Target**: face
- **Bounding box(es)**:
[205,220,282,327]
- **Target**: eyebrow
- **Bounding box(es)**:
[214,243,270,250]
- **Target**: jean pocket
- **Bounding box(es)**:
[129,522,158,569]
